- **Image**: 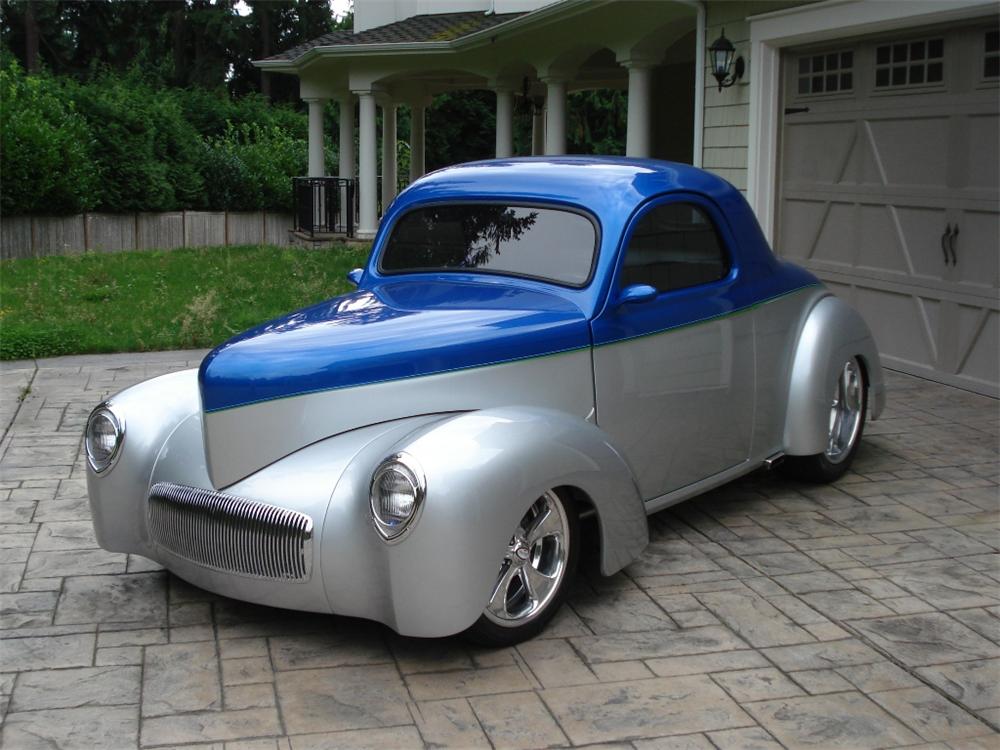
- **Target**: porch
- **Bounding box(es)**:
[262,1,709,239]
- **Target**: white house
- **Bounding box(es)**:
[256,0,999,397]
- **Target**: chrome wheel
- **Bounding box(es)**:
[484,491,570,627]
[825,359,864,464]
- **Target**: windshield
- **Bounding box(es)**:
[379,204,597,287]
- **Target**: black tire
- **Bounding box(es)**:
[781,357,868,484]
[464,490,580,647]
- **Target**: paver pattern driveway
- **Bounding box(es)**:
[0,350,998,750]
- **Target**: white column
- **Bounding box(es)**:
[357,91,378,238]
[495,87,514,158]
[625,62,654,158]
[381,103,397,211]
[409,103,425,182]
[543,78,566,155]
[337,95,356,233]
[693,3,706,167]
[306,97,327,176]
[531,100,545,156]
[338,96,355,181]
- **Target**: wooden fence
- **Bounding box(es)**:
[0,211,295,260]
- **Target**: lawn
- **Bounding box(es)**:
[0,244,371,360]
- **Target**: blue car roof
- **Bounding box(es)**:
[394,156,738,209]
[365,157,781,318]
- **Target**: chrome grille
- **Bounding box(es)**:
[147,482,313,581]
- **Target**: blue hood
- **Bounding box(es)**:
[199,279,591,413]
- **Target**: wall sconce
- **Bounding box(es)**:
[517,77,545,116]
[708,28,745,91]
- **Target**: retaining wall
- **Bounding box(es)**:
[0,211,295,260]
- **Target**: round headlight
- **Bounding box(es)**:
[370,453,425,541]
[85,406,123,474]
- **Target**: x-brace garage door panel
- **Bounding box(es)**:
[778,20,999,396]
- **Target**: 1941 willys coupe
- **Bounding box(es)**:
[86,157,885,645]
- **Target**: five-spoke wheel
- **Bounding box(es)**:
[825,359,864,464]
[782,356,868,483]
[465,490,578,646]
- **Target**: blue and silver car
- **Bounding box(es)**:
[85,157,885,645]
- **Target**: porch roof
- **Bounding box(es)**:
[261,10,527,65]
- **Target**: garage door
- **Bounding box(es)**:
[777,20,999,397]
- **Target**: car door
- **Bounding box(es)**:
[591,195,755,502]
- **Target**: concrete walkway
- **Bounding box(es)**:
[0,351,997,749]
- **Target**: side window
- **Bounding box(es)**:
[619,202,730,292]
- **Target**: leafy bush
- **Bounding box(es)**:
[177,87,307,141]
[201,122,309,211]
[0,60,98,214]
[425,90,495,171]
[568,90,626,155]
[0,60,311,214]
[64,72,207,212]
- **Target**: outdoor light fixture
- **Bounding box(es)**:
[708,28,745,91]
[518,77,545,116]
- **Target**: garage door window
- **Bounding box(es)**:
[875,38,944,88]
[985,29,999,79]
[620,203,729,292]
[797,50,854,94]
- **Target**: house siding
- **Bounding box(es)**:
[701,1,816,190]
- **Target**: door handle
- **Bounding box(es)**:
[949,225,959,266]
[941,224,952,265]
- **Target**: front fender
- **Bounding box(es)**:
[784,294,886,456]
[90,391,647,638]
[86,369,201,553]
[323,406,647,637]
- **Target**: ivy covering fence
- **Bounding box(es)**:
[0,59,318,216]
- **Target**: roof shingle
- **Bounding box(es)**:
[264,11,525,62]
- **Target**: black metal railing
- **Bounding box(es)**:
[293,177,355,237]
[376,174,413,216]
[294,175,415,237]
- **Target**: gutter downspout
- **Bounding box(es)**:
[693,1,706,168]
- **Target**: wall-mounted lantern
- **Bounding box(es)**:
[708,28,745,91]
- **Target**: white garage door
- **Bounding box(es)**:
[777,20,999,397]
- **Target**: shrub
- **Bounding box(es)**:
[177,87,307,141]
[0,60,312,215]
[65,72,208,212]
[0,60,98,214]
[201,122,309,211]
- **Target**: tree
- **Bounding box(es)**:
[22,0,37,72]
[424,90,496,170]
[568,89,627,155]
[0,0,74,76]
[252,0,274,98]
[231,0,349,102]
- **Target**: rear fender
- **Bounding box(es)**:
[784,295,886,456]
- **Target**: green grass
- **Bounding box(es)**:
[0,244,371,360]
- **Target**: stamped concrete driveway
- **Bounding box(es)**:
[0,350,998,750]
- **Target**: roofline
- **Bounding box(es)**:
[253,0,604,71]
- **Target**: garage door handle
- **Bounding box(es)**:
[949,225,959,266]
[784,107,810,115]
[941,224,952,265]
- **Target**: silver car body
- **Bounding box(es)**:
[86,158,885,637]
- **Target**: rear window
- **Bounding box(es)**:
[379,204,597,287]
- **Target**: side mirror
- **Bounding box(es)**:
[618,283,658,306]
[346,268,364,287]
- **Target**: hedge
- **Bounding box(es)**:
[0,60,326,215]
